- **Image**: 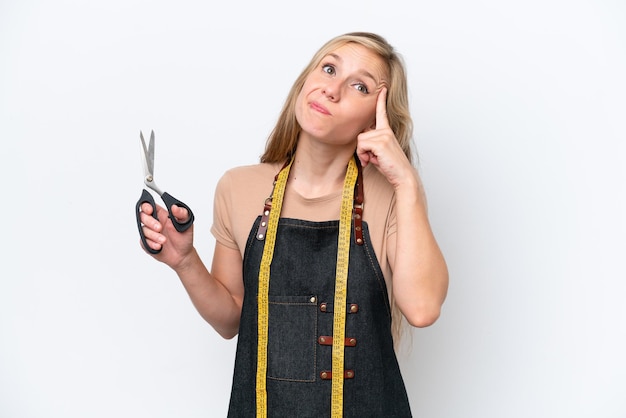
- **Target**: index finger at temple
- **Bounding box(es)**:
[376,88,390,130]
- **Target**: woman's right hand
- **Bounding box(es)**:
[139,201,195,270]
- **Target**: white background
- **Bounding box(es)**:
[1,1,625,417]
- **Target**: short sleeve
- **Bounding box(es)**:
[210,171,239,250]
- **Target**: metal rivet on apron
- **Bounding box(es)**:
[310,296,316,303]
[349,304,359,313]
[320,303,327,312]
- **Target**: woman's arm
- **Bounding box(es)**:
[387,170,448,327]
[139,202,244,338]
[357,88,448,327]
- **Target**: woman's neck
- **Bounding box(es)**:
[288,146,355,199]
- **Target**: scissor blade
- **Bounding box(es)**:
[140,130,154,176]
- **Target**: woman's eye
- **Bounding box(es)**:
[322,64,335,75]
[355,83,369,94]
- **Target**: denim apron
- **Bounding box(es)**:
[227,167,412,417]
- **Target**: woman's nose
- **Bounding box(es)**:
[322,80,341,101]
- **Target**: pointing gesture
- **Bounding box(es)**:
[374,86,391,130]
[356,88,413,188]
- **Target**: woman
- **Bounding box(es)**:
[139,32,448,417]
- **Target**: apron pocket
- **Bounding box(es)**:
[267,294,318,382]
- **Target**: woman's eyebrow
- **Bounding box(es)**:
[325,52,379,84]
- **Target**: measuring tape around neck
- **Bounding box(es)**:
[255,157,359,418]
[255,157,292,417]
[330,157,358,417]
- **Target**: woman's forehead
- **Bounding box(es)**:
[321,43,388,81]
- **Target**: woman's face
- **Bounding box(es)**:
[295,43,388,147]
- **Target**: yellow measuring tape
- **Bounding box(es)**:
[256,158,292,417]
[256,157,358,418]
[331,156,358,417]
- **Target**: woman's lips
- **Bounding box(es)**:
[310,101,331,115]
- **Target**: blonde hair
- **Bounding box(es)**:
[260,32,414,165]
[260,32,415,346]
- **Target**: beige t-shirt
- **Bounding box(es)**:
[210,162,398,286]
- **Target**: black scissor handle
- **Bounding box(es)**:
[136,189,161,254]
[136,189,195,255]
[161,191,195,232]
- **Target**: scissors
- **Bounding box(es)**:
[135,130,195,254]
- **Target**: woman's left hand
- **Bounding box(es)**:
[356,88,413,189]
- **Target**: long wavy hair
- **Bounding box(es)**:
[260,32,415,166]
